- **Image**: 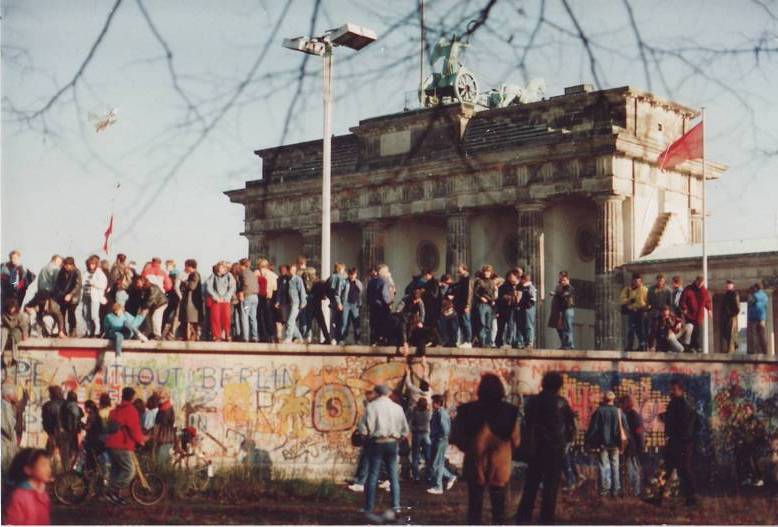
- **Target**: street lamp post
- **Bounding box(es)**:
[283,24,377,280]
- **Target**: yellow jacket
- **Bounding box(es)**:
[620,285,648,311]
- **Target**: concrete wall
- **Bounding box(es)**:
[6,340,776,484]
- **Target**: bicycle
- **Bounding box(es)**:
[53,448,167,506]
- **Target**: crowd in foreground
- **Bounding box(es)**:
[1,356,773,524]
[1,249,772,366]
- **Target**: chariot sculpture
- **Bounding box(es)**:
[419,33,479,107]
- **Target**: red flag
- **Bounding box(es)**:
[102,215,114,254]
[658,122,703,171]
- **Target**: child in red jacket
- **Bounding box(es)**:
[3,448,52,525]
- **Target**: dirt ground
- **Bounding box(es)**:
[51,479,778,525]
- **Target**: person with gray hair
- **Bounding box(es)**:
[358,383,409,523]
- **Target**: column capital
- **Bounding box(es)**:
[592,193,627,205]
[515,200,547,213]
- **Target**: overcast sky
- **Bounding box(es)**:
[2,0,777,273]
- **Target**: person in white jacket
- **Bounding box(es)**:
[82,255,107,337]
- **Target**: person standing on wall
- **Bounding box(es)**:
[620,273,649,351]
[495,270,520,348]
[205,262,236,342]
[358,384,410,523]
[515,371,572,524]
[679,276,712,353]
[473,265,497,348]
[284,263,307,343]
[54,257,82,337]
[516,272,537,349]
[747,281,769,354]
[585,391,629,498]
[646,274,673,351]
[719,280,740,353]
[549,271,576,350]
[452,264,474,348]
[339,267,363,345]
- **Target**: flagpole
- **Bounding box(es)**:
[701,107,709,355]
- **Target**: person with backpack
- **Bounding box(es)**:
[104,387,147,505]
[515,372,573,524]
[59,391,84,471]
[585,391,630,498]
[40,386,66,465]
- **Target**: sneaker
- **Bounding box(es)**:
[137,333,149,343]
[282,338,292,344]
[446,475,457,490]
[379,480,391,492]
[382,509,397,522]
[753,479,764,487]
[330,339,337,345]
[348,483,365,492]
[426,487,443,495]
[363,511,384,524]
[458,342,472,349]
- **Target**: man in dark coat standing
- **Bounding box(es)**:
[718,280,740,353]
[516,371,573,524]
[652,379,700,506]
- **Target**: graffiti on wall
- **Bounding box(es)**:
[3,347,777,481]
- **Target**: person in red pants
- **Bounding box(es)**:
[205,262,236,341]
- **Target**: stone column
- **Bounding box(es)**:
[360,221,386,344]
[690,212,703,244]
[301,226,322,275]
[361,221,386,276]
[516,201,545,347]
[594,195,626,350]
[446,211,471,276]
[247,232,270,264]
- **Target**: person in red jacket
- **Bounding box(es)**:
[679,275,712,353]
[3,448,52,525]
[141,257,172,293]
[104,387,147,505]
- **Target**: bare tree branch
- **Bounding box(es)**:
[560,0,603,89]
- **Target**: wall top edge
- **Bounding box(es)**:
[18,339,778,365]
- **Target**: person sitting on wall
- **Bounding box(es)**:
[654,306,685,353]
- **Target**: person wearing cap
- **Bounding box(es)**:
[358,383,410,522]
[585,390,630,497]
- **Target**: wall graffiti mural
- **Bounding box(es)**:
[2,346,777,482]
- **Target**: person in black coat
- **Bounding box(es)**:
[516,371,572,524]
[651,379,700,506]
[54,257,82,337]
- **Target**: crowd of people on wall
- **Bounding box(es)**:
[0,249,773,365]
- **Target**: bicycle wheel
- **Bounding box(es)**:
[130,473,167,506]
[53,471,90,505]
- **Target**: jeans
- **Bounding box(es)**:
[150,304,166,338]
[562,442,578,487]
[438,316,459,347]
[625,455,641,496]
[354,448,369,486]
[410,433,431,481]
[82,294,102,336]
[557,309,575,349]
[598,447,620,495]
[496,311,516,347]
[306,304,330,343]
[748,320,768,354]
[340,303,361,343]
[516,306,536,348]
[330,305,341,343]
[257,297,274,342]
[476,303,494,347]
[286,303,304,341]
[364,440,400,513]
[626,310,646,350]
[106,318,143,356]
[108,449,135,492]
[429,439,454,489]
[241,294,259,342]
[457,312,472,344]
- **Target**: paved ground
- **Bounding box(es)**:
[51,479,778,525]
